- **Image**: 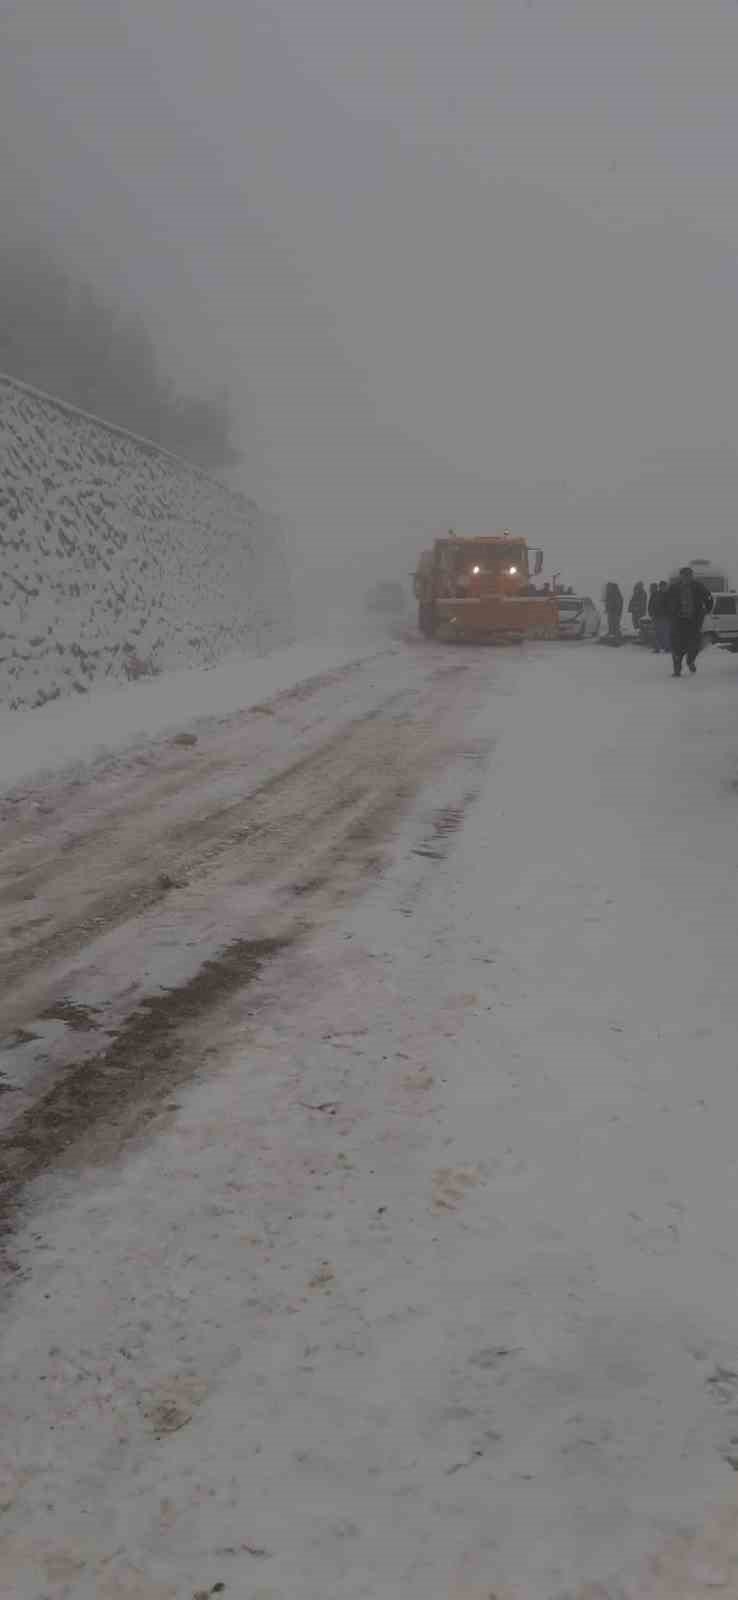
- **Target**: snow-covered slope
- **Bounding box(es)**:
[0,374,293,708]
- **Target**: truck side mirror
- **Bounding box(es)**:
[534,549,544,576]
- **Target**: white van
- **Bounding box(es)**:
[670,559,731,595]
[703,593,738,651]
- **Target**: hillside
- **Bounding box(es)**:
[0,374,293,708]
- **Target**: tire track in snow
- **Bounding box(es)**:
[0,645,504,1234]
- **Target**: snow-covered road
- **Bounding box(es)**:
[3,639,738,1599]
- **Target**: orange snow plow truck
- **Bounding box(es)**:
[413,532,558,643]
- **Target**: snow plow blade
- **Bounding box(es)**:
[434,595,559,642]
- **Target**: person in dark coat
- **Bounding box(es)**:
[647,582,659,648]
[603,582,624,640]
[649,580,671,654]
[628,581,647,633]
[664,567,713,675]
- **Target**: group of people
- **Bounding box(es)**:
[603,569,714,676]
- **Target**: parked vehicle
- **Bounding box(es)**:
[413,532,557,642]
[637,590,737,650]
[701,592,738,651]
[557,595,601,639]
[669,559,730,595]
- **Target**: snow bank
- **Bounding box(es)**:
[0,638,372,794]
[0,373,293,709]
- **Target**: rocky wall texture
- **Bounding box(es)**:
[0,375,293,709]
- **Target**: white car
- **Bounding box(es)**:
[702,592,738,651]
[556,595,601,639]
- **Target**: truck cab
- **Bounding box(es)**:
[414,534,555,642]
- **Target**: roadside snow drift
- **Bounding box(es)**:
[0,638,380,794]
[0,373,293,709]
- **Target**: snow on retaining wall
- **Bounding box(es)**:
[0,374,293,709]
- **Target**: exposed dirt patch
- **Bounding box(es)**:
[39,1000,99,1032]
[705,1367,738,1407]
[290,875,329,897]
[0,696,409,1003]
[140,1374,210,1438]
[412,788,481,863]
[0,934,291,1228]
[0,876,173,986]
[1,1028,40,1050]
[431,1164,484,1213]
[433,804,468,838]
[0,647,502,1230]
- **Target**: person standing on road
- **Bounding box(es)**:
[649,580,671,654]
[628,580,647,635]
[604,582,624,641]
[665,566,713,676]
[647,582,659,649]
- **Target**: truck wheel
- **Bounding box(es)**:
[418,603,436,638]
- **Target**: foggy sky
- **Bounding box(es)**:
[4,0,738,599]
